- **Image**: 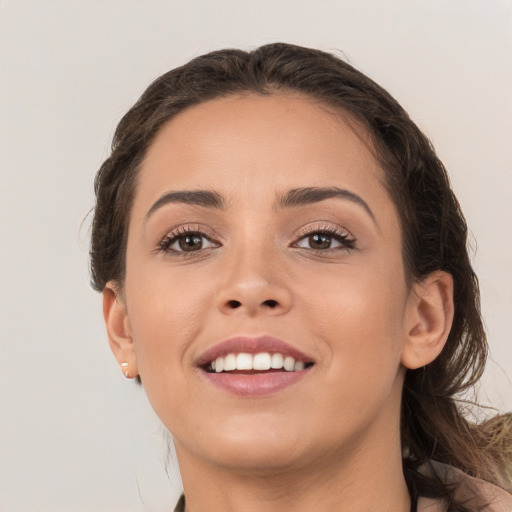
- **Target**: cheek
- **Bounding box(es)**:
[124,265,214,378]
[302,283,406,431]
[298,256,407,383]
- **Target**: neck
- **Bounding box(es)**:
[175,422,410,512]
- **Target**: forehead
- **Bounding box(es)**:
[136,93,389,209]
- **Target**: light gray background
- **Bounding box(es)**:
[1,1,511,511]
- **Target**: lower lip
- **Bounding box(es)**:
[201,369,310,396]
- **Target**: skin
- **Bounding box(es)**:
[104,93,454,512]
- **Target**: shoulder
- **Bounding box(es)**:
[418,461,512,512]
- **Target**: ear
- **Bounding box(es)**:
[401,271,454,370]
[103,281,139,379]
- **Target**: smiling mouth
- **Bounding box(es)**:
[204,352,315,374]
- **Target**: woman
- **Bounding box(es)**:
[90,43,512,511]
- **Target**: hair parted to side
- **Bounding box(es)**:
[90,43,512,507]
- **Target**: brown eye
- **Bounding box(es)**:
[295,229,355,251]
[159,230,219,254]
[178,234,204,252]
[308,233,332,249]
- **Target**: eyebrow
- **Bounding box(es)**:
[277,187,376,224]
[145,186,376,226]
[145,190,225,220]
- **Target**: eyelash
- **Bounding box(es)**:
[157,226,219,256]
[292,225,356,252]
[156,224,356,256]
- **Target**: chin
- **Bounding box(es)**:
[207,441,308,475]
[175,413,312,473]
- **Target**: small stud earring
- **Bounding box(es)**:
[121,362,129,378]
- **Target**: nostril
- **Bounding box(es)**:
[262,299,278,308]
[227,300,242,309]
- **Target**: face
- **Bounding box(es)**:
[115,94,416,474]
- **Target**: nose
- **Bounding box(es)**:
[215,252,293,317]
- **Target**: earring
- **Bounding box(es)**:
[121,362,129,378]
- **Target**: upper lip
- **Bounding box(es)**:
[196,336,315,367]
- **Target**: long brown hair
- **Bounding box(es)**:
[90,43,512,508]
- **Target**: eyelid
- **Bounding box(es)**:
[293,222,354,241]
[156,224,221,253]
[291,222,356,250]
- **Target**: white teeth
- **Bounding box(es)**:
[236,353,253,370]
[224,353,237,371]
[253,352,271,370]
[270,353,284,369]
[210,352,309,373]
[283,356,296,372]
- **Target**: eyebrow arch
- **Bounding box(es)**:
[277,187,376,224]
[145,190,225,220]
